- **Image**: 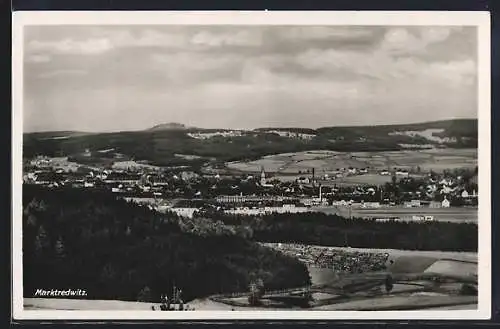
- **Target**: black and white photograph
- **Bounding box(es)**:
[12,11,491,320]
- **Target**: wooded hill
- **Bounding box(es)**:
[23,186,311,303]
[23,119,477,166]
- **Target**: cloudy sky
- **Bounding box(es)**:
[23,25,477,132]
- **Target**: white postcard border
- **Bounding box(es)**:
[11,10,491,320]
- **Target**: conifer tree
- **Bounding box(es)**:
[55,236,66,259]
[137,286,153,302]
[34,226,49,255]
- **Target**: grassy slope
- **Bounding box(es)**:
[22,119,477,164]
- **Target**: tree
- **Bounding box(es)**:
[248,280,262,306]
[459,283,477,296]
[137,286,153,302]
[384,274,393,294]
[55,237,66,259]
[34,226,50,255]
[100,263,116,281]
[26,214,37,227]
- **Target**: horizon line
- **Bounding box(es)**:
[23,117,478,135]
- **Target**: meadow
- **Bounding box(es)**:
[226,149,477,181]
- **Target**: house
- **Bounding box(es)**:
[441,198,451,208]
[426,184,437,193]
[362,202,381,209]
[410,199,421,207]
[169,208,199,218]
[359,168,368,174]
[296,177,310,184]
[34,172,62,185]
[181,171,199,181]
[461,190,470,198]
[439,179,453,186]
[104,172,141,185]
[380,170,390,176]
[347,168,357,175]
[151,176,169,187]
[396,170,409,177]
[440,186,454,194]
[337,200,349,207]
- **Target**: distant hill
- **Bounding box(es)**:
[317,119,477,136]
[148,122,190,131]
[22,119,477,166]
[252,119,477,140]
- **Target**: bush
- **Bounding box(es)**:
[137,286,153,302]
[459,283,477,296]
[215,212,478,252]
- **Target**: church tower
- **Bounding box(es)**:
[260,166,266,186]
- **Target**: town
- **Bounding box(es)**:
[23,151,478,221]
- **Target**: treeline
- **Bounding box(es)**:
[24,119,477,164]
[23,129,405,164]
[22,186,310,302]
[214,213,478,252]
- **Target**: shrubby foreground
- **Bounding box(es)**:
[22,186,310,302]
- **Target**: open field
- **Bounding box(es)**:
[24,244,478,312]
[325,246,477,263]
[334,174,394,185]
[25,294,477,312]
[425,260,478,277]
[24,298,153,310]
[226,148,477,176]
[314,295,477,311]
[318,206,478,223]
[306,247,477,285]
[25,247,477,311]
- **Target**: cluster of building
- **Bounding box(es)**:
[265,130,316,140]
[388,129,458,144]
[187,130,243,139]
[224,204,309,216]
[293,167,411,182]
[24,154,477,221]
[187,129,317,141]
[265,243,389,274]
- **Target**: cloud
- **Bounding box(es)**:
[151,52,241,70]
[37,69,88,79]
[276,26,376,41]
[26,54,51,63]
[424,59,476,87]
[28,38,113,55]
[25,27,268,60]
[379,26,461,57]
[191,30,264,47]
[107,28,190,48]
[23,25,478,132]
